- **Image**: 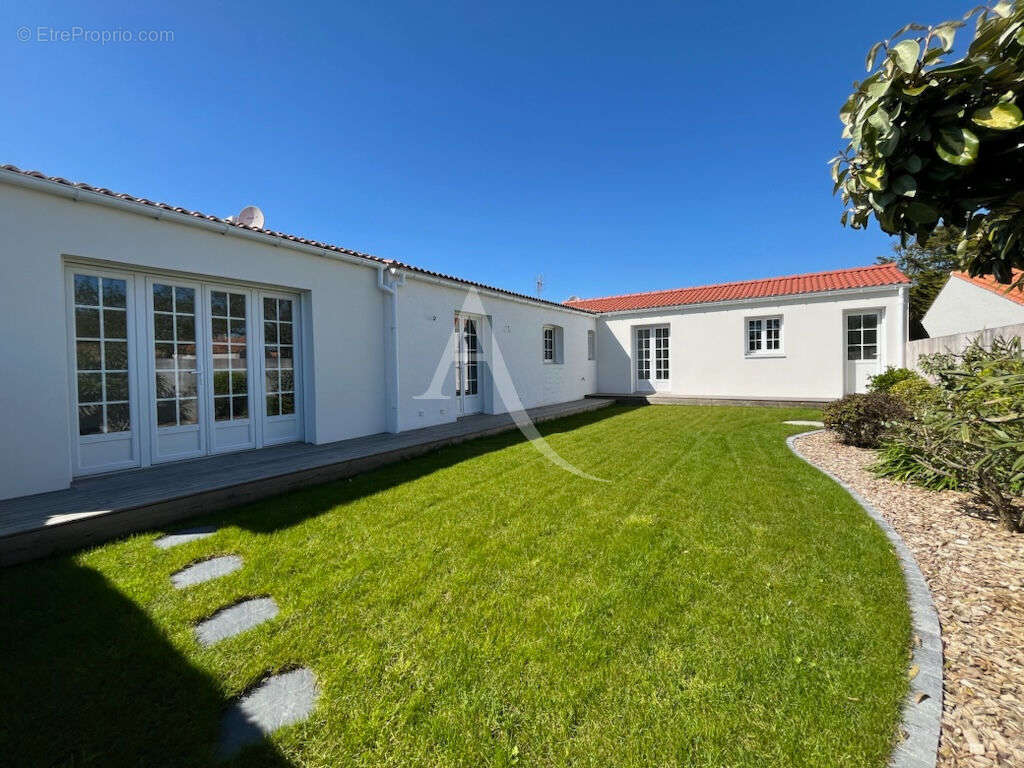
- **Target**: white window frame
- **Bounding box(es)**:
[587,329,596,361]
[745,315,784,357]
[543,325,555,362]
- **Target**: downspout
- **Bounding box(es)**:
[898,284,909,367]
[377,265,404,433]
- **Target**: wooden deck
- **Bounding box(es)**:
[0,398,615,566]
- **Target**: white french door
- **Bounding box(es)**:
[67,264,302,475]
[845,311,882,394]
[454,312,482,416]
[634,325,670,393]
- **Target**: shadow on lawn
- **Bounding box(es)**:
[0,406,638,767]
[0,558,295,768]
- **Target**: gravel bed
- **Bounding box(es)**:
[793,431,1023,768]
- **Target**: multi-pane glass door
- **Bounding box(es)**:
[635,325,670,393]
[454,313,481,415]
[68,266,302,475]
[845,312,881,394]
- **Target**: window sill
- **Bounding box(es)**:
[745,352,786,359]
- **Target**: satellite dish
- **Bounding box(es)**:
[236,205,265,229]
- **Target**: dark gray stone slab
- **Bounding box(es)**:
[217,667,318,759]
[195,597,279,646]
[171,555,242,589]
[154,526,218,549]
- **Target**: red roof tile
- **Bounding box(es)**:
[951,269,1024,307]
[0,164,594,314]
[564,264,910,313]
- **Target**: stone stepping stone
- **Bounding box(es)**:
[171,555,242,589]
[783,420,824,427]
[195,597,279,647]
[154,525,218,550]
[217,667,318,759]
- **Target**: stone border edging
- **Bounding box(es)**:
[786,430,943,768]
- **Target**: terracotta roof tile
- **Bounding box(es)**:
[951,269,1024,307]
[0,163,593,314]
[564,264,910,313]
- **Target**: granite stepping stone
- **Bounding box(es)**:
[195,597,279,647]
[783,420,825,427]
[154,526,218,550]
[171,555,242,589]
[217,667,319,759]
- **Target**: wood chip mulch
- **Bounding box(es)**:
[793,431,1023,768]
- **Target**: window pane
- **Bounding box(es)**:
[281,394,295,415]
[280,370,294,393]
[231,370,248,395]
[174,287,195,314]
[229,293,246,318]
[211,291,228,317]
[76,341,101,370]
[278,300,292,321]
[154,343,174,368]
[232,395,249,420]
[103,308,127,340]
[213,371,230,396]
[106,403,130,433]
[179,398,199,425]
[214,397,231,421]
[176,314,195,343]
[154,313,175,340]
[78,405,103,435]
[279,323,293,345]
[105,372,129,401]
[212,318,228,341]
[264,321,278,344]
[230,319,246,339]
[178,371,197,398]
[77,373,103,403]
[847,347,862,361]
[153,283,173,312]
[263,297,277,320]
[266,394,280,416]
[76,308,100,338]
[176,343,197,365]
[102,278,127,309]
[75,275,99,306]
[155,372,177,399]
[156,400,177,427]
[847,315,862,330]
[279,346,293,369]
[862,328,877,344]
[848,330,861,345]
[104,342,128,370]
[863,314,878,329]
[863,345,878,359]
[266,371,280,393]
[265,345,278,369]
[230,346,247,370]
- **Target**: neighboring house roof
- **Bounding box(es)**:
[950,269,1024,307]
[563,264,910,313]
[0,163,594,315]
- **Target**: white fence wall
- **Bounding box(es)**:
[906,322,1024,372]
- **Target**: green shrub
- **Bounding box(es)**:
[868,366,922,393]
[888,377,935,406]
[875,338,1024,532]
[823,392,909,448]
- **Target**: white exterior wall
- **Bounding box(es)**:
[395,276,597,431]
[596,287,907,400]
[0,180,597,500]
[922,275,1024,338]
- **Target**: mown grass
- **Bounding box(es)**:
[0,405,910,767]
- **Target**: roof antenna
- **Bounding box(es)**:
[535,273,544,298]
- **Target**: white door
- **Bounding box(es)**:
[454,313,482,415]
[148,278,207,462]
[260,293,303,445]
[634,325,670,393]
[845,312,881,394]
[206,285,256,453]
[67,268,141,474]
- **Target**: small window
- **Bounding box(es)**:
[587,330,596,361]
[746,316,783,356]
[543,326,555,362]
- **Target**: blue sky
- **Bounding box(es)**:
[1,1,969,301]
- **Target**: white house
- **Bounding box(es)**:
[567,265,909,402]
[922,270,1024,338]
[0,165,908,502]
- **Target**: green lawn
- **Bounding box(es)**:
[0,405,910,768]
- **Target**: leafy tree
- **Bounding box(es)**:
[833,2,1024,291]
[876,226,960,337]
